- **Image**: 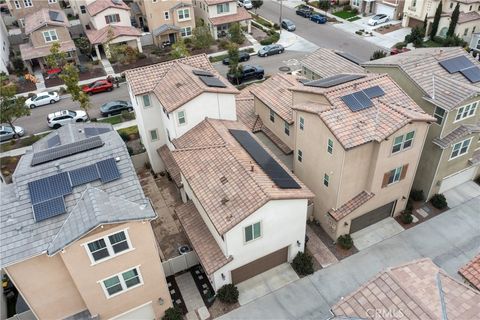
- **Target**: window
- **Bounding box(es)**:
[450,138,472,160]
[164,11,169,20]
[455,102,477,122]
[142,95,151,107]
[327,138,333,154]
[178,8,190,20]
[80,5,86,14]
[469,5,472,10]
[392,131,415,154]
[352,0,360,6]
[450,2,453,8]
[323,173,329,187]
[382,164,408,187]
[464,28,469,36]
[177,110,186,125]
[86,230,131,263]
[297,149,303,162]
[284,121,289,136]
[269,109,275,122]
[299,116,304,130]
[102,267,142,298]
[180,26,192,37]
[150,129,158,141]
[217,3,229,13]
[433,106,445,125]
[412,0,417,7]
[23,0,32,7]
[388,167,403,185]
[48,0,57,3]
[14,0,21,9]
[244,222,261,242]
[105,14,120,24]
[43,30,58,42]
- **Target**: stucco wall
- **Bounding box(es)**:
[90,7,132,30]
[254,97,294,150]
[7,0,60,20]
[142,0,195,36]
[207,1,237,18]
[30,25,71,48]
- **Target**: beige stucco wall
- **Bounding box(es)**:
[141,0,195,36]
[30,25,72,48]
[7,0,60,20]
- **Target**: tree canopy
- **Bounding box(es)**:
[0,85,29,131]
[45,42,67,69]
[192,26,214,49]
[447,3,460,38]
[430,1,442,39]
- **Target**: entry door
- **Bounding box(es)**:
[350,201,396,234]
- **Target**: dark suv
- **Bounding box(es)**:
[296,7,313,18]
[227,65,264,84]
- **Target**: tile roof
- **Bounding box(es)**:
[432,123,480,149]
[363,47,480,111]
[235,87,263,132]
[209,6,251,26]
[332,258,480,320]
[125,54,216,96]
[24,8,69,35]
[20,40,76,60]
[172,119,313,235]
[0,123,151,268]
[157,145,182,188]
[291,74,435,149]
[175,201,232,275]
[86,0,130,16]
[153,24,181,36]
[328,191,375,221]
[459,254,480,290]
[300,48,365,79]
[204,0,232,5]
[152,62,238,113]
[458,11,480,24]
[86,25,140,45]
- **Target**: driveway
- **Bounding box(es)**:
[220,194,480,320]
[351,217,404,251]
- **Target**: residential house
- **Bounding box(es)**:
[351,0,405,19]
[459,254,480,290]
[0,123,172,320]
[132,0,196,46]
[6,0,61,29]
[193,0,251,40]
[19,8,78,73]
[291,73,434,239]
[332,259,480,319]
[0,16,9,74]
[364,47,480,199]
[402,0,480,43]
[471,32,480,53]
[124,54,238,173]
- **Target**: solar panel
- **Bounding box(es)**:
[193,70,214,77]
[363,85,385,99]
[304,74,365,88]
[460,66,480,83]
[33,197,66,222]
[97,158,121,183]
[31,136,104,166]
[47,135,61,148]
[439,56,474,73]
[353,91,373,108]
[48,10,64,22]
[84,127,112,138]
[341,94,363,112]
[335,51,363,65]
[199,76,227,88]
[28,172,72,204]
[69,164,100,187]
[229,129,301,189]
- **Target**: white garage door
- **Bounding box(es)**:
[376,4,395,19]
[110,303,155,320]
[439,166,477,193]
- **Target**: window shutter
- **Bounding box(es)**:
[400,164,409,180]
[381,172,390,188]
[105,16,108,24]
[115,14,120,22]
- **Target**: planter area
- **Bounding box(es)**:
[166,275,188,315]
[44,67,106,88]
[189,265,215,308]
[307,221,358,260]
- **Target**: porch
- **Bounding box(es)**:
[209,7,252,40]
[86,25,142,59]
[153,24,182,47]
[19,41,78,73]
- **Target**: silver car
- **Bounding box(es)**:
[0,125,25,141]
[258,44,285,57]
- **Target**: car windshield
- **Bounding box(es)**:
[284,20,293,25]
[67,110,76,117]
[374,15,383,19]
[48,91,55,95]
[89,82,98,88]
[30,94,37,100]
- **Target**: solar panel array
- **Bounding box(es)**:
[335,51,363,65]
[304,74,365,88]
[229,129,301,189]
[84,127,112,138]
[439,56,480,83]
[48,10,64,22]
[341,85,385,112]
[28,158,121,222]
[193,70,214,77]
[199,75,227,88]
[47,135,61,148]
[460,66,480,83]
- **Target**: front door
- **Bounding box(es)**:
[169,33,176,44]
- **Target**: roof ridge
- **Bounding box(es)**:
[172,144,226,152]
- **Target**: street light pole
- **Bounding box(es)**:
[279,0,283,34]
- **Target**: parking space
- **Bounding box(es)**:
[351,217,404,251]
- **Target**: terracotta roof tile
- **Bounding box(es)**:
[209,6,251,26]
[87,0,129,16]
[328,191,375,221]
[432,123,480,149]
[157,145,182,188]
[235,87,263,132]
[24,8,69,35]
[204,0,231,4]
[459,254,480,291]
[86,25,140,45]
[458,11,480,24]
[300,48,365,79]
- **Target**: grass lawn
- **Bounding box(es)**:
[117,125,138,137]
[333,10,359,20]
[422,40,443,47]
[98,115,123,125]
[0,132,50,153]
[347,16,361,22]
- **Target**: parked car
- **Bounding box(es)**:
[0,125,25,141]
[258,44,284,57]
[82,79,113,95]
[368,14,389,26]
[281,19,296,31]
[100,100,133,117]
[390,47,411,55]
[296,7,313,18]
[227,65,264,84]
[47,110,88,129]
[310,14,327,24]
[24,91,59,109]
[238,0,252,9]
[222,51,251,65]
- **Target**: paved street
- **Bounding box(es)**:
[14,85,130,135]
[220,192,480,320]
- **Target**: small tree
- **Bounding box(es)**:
[162,307,182,320]
[228,22,245,45]
[227,43,243,84]
[192,25,214,49]
[447,3,459,38]
[405,26,425,47]
[0,85,29,133]
[252,0,263,13]
[291,251,314,276]
[170,39,190,59]
[430,1,442,39]
[370,50,387,60]
[318,0,330,11]
[217,284,239,304]
[59,63,91,118]
[74,37,92,55]
[45,42,67,69]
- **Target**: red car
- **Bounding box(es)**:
[82,79,113,95]
[390,47,411,55]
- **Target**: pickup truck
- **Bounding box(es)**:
[227,65,264,85]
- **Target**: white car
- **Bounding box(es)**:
[25,91,60,109]
[47,110,88,129]
[238,0,253,9]
[368,14,389,26]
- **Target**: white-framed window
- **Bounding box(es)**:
[412,0,417,7]
[464,28,469,36]
[85,230,132,264]
[352,0,360,6]
[388,166,403,185]
[150,129,158,141]
[178,8,190,20]
[23,0,32,7]
[244,222,261,243]
[450,138,472,160]
[18,18,24,27]
[164,11,169,20]
[433,106,445,125]
[48,0,57,3]
[14,0,21,9]
[105,14,121,24]
[177,110,186,125]
[217,3,229,13]
[323,173,329,187]
[454,102,477,122]
[299,116,304,130]
[43,30,58,42]
[180,26,192,37]
[142,95,151,108]
[297,149,303,162]
[392,131,415,154]
[284,121,289,136]
[100,266,143,298]
[269,109,275,122]
[80,5,86,14]
[327,138,333,154]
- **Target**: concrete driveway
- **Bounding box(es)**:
[220,195,480,320]
[351,217,404,251]
[443,181,480,208]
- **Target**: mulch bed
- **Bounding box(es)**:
[166,275,188,315]
[44,68,106,88]
[208,299,240,319]
[375,23,403,35]
[189,265,215,308]
[395,201,448,230]
[15,80,36,94]
[308,222,358,260]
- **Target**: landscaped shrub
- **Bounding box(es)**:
[162,306,182,320]
[370,50,387,60]
[260,32,280,45]
[351,7,358,14]
[121,110,135,121]
[400,212,413,224]
[337,234,354,250]
[430,194,448,209]
[119,131,129,142]
[218,39,230,50]
[410,189,424,201]
[343,4,351,11]
[217,284,239,304]
[273,23,280,30]
[291,251,314,276]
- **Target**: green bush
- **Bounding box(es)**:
[430,194,447,209]
[410,189,424,201]
[394,41,406,49]
[291,251,314,276]
[218,39,230,50]
[370,50,387,60]
[337,234,354,250]
[273,23,280,30]
[259,32,280,45]
[119,131,129,142]
[162,306,182,320]
[121,110,135,121]
[351,8,358,14]
[400,212,413,224]
[217,284,239,304]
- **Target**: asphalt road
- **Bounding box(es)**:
[14,85,130,135]
[256,1,384,61]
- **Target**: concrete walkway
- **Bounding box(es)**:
[351,217,404,251]
[220,194,480,320]
[175,272,205,319]
[33,69,46,91]
[101,58,115,75]
[305,226,338,268]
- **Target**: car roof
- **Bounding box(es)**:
[283,19,293,23]
[49,110,71,117]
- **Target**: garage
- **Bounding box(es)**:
[375,3,395,19]
[231,247,288,284]
[110,302,155,320]
[350,201,396,234]
[408,17,423,28]
[439,166,477,193]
